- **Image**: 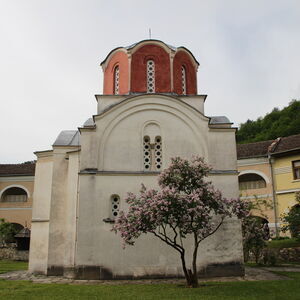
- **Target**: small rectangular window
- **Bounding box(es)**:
[292,160,300,180]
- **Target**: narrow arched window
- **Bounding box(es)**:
[154,136,162,170]
[181,66,186,95]
[143,136,151,170]
[114,66,120,95]
[147,60,155,93]
[111,195,120,219]
[143,135,162,171]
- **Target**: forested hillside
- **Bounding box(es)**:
[236,100,300,144]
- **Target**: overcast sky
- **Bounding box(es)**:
[1,0,300,163]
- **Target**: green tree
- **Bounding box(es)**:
[0,219,18,246]
[237,100,300,144]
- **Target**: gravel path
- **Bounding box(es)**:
[1,266,298,285]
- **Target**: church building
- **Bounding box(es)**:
[29,40,244,279]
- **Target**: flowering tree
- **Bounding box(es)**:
[242,216,270,263]
[241,196,271,263]
[113,156,249,287]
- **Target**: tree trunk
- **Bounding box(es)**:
[179,239,199,287]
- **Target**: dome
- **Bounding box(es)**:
[101,40,199,96]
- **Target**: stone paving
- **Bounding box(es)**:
[1,266,299,285]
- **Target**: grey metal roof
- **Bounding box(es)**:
[101,39,199,66]
[53,130,80,146]
[209,116,231,124]
[83,118,95,127]
[125,40,177,51]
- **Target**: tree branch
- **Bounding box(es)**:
[199,217,225,245]
[152,231,183,254]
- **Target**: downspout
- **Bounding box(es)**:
[268,154,279,237]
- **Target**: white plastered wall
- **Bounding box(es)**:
[75,94,242,277]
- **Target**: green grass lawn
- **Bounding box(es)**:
[0,260,28,274]
[0,272,299,300]
[267,238,300,249]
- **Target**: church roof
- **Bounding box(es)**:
[53,130,80,146]
[0,162,36,176]
[209,116,231,124]
[100,39,200,66]
[124,39,177,51]
[83,118,95,127]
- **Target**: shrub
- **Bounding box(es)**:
[281,193,300,240]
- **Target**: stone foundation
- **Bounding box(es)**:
[46,261,245,280]
[0,247,29,261]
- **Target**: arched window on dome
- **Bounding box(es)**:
[114,65,120,95]
[147,60,155,93]
[181,66,187,95]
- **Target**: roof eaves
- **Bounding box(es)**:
[92,93,210,121]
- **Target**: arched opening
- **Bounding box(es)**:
[1,187,28,202]
[239,173,266,190]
